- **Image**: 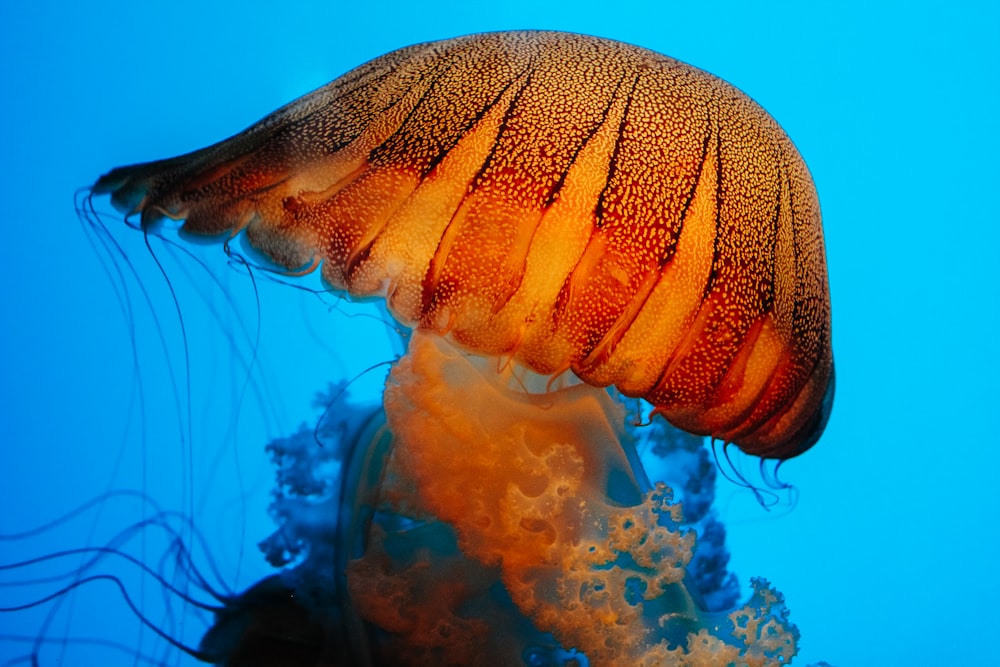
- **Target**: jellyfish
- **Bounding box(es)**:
[69,30,832,665]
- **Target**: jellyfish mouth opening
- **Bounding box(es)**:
[232,331,802,665]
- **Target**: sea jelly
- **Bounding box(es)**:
[83,31,832,665]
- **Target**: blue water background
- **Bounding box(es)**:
[1,1,998,665]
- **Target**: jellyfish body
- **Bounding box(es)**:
[94,30,833,459]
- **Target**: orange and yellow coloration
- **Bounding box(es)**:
[95,31,833,459]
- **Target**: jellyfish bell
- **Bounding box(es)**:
[93,29,833,461]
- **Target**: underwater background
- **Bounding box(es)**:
[1,1,997,665]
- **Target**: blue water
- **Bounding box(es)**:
[1,1,997,665]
